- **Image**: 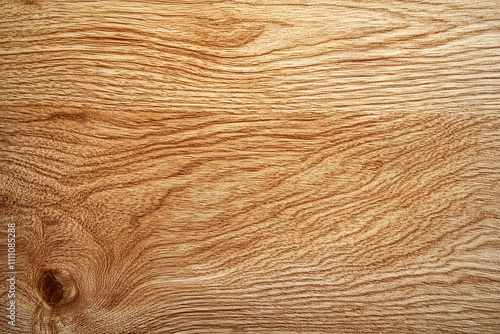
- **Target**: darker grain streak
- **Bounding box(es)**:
[44,111,90,123]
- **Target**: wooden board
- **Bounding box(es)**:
[1,0,500,333]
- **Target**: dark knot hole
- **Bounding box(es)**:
[39,270,63,307]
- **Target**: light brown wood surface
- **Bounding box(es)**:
[1,0,500,333]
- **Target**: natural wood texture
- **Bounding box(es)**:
[1,0,500,333]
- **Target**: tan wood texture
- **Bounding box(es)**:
[1,0,500,333]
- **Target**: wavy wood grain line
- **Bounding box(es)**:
[1,0,500,333]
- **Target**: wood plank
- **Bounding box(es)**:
[1,0,500,333]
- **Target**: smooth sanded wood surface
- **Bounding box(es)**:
[1,0,500,333]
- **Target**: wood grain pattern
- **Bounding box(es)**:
[1,0,500,333]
